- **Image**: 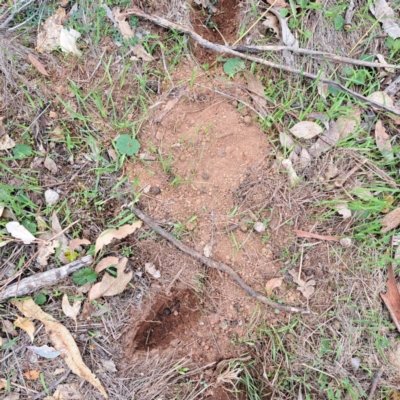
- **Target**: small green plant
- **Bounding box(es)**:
[13,144,32,159]
[223,58,246,78]
[116,134,140,156]
[34,293,47,305]
[72,268,98,286]
[174,364,190,375]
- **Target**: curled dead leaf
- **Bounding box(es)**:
[289,121,323,139]
[337,106,361,139]
[62,294,81,331]
[14,316,35,342]
[381,208,400,233]
[381,265,400,333]
[88,258,132,300]
[28,54,50,76]
[375,120,394,160]
[265,277,283,294]
[69,238,91,254]
[23,370,41,380]
[95,256,119,273]
[95,221,142,255]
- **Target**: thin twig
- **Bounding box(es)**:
[0,0,36,30]
[123,7,400,115]
[132,206,310,314]
[367,367,383,400]
[28,369,71,400]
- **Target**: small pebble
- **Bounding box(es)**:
[149,186,161,195]
[202,172,210,180]
[253,221,265,233]
[244,115,252,125]
[45,189,59,206]
[340,238,352,248]
[231,100,238,108]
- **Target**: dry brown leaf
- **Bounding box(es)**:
[262,14,281,38]
[317,72,328,100]
[51,212,69,264]
[113,7,153,62]
[381,265,400,333]
[243,71,267,109]
[337,106,361,139]
[14,316,35,342]
[308,122,339,158]
[265,277,283,293]
[368,91,394,108]
[95,256,119,273]
[131,44,154,62]
[95,221,142,255]
[370,0,400,39]
[269,8,298,47]
[44,157,58,174]
[28,54,50,76]
[0,134,16,150]
[100,359,117,372]
[2,320,17,336]
[299,148,311,169]
[62,294,81,331]
[23,370,41,380]
[53,384,84,400]
[69,238,91,253]
[293,229,340,242]
[375,120,394,160]
[289,121,323,139]
[36,8,65,53]
[279,131,294,150]
[381,208,400,233]
[12,299,107,399]
[288,270,315,299]
[37,237,59,267]
[88,258,132,300]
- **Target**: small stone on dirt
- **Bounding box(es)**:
[253,222,265,233]
[45,189,59,206]
[186,221,197,231]
[202,172,210,180]
[149,186,161,195]
[231,100,238,108]
[244,115,252,125]
[340,238,352,248]
[145,262,161,279]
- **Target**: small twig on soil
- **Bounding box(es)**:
[367,367,383,400]
[0,0,36,30]
[132,206,310,314]
[123,7,400,115]
[0,255,93,302]
[28,369,71,400]
[344,0,356,30]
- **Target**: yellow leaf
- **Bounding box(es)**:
[61,294,81,331]
[12,299,107,399]
[95,222,142,255]
[14,316,35,342]
[23,370,41,380]
[88,258,132,300]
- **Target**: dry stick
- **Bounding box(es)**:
[230,44,399,70]
[123,8,400,116]
[132,206,310,314]
[367,367,383,400]
[0,255,93,302]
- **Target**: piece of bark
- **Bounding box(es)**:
[0,255,93,302]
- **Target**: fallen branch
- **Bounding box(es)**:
[132,206,310,314]
[0,255,93,302]
[230,44,399,70]
[124,7,400,116]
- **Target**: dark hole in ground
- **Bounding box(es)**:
[191,0,240,63]
[131,289,200,351]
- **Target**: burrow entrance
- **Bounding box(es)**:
[191,0,240,63]
[128,289,201,353]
